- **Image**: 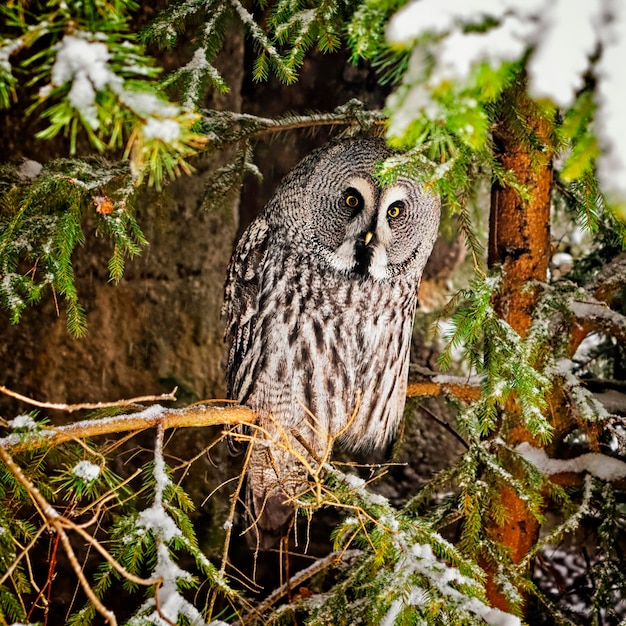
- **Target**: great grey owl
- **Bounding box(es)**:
[223,137,440,548]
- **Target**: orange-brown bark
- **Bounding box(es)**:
[488,95,552,335]
[1,404,255,454]
[486,85,554,612]
[406,380,481,403]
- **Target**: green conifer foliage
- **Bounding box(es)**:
[1,1,626,625]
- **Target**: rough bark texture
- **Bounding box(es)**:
[487,84,554,611]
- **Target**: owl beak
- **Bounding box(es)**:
[364,231,374,246]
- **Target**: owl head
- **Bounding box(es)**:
[265,136,441,282]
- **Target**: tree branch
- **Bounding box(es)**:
[0,447,119,625]
[569,296,626,346]
[236,549,362,626]
[1,403,255,453]
[587,252,626,307]
[406,374,481,403]
[0,385,178,412]
[203,100,386,147]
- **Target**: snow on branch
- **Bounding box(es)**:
[587,252,626,305]
[568,296,626,345]
[517,442,626,483]
[325,466,522,626]
[0,400,254,453]
[131,424,206,625]
[0,445,159,626]
[407,374,482,403]
[386,0,626,203]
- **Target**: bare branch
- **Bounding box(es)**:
[419,404,469,450]
[57,526,118,625]
[235,549,362,625]
[0,525,46,588]
[0,385,178,412]
[406,375,481,403]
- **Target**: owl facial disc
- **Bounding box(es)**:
[328,175,400,280]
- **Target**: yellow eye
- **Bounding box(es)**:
[387,205,401,219]
[345,195,359,208]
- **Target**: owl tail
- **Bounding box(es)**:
[245,482,295,549]
[244,443,308,550]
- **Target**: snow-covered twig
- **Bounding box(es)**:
[517,442,626,483]
[132,423,207,626]
[0,402,255,453]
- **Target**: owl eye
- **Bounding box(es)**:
[345,194,360,208]
[387,201,404,219]
[343,188,364,217]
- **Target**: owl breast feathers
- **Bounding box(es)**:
[223,137,441,548]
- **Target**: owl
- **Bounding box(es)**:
[223,137,440,548]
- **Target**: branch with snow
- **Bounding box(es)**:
[0,445,160,626]
[569,296,626,347]
[324,466,522,626]
[517,442,626,483]
[28,27,207,188]
[131,424,208,626]
[407,373,482,403]
[0,390,254,454]
[386,0,626,204]
[587,252,626,306]
[43,31,178,131]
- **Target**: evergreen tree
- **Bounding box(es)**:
[1,1,625,625]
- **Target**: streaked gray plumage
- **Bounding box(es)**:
[223,137,440,547]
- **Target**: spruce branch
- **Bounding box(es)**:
[229,0,298,84]
[157,1,231,104]
[235,549,362,626]
[0,525,46,590]
[0,447,157,625]
[516,474,594,573]
[141,0,216,49]
[200,100,386,147]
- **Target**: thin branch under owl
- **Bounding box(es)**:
[223,136,441,548]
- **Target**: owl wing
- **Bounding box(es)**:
[223,216,270,396]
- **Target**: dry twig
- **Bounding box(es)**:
[235,549,362,625]
[0,385,178,412]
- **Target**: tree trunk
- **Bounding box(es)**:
[486,82,554,612]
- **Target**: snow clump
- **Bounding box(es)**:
[9,415,38,430]
[387,0,626,203]
[49,35,114,129]
[72,460,101,482]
